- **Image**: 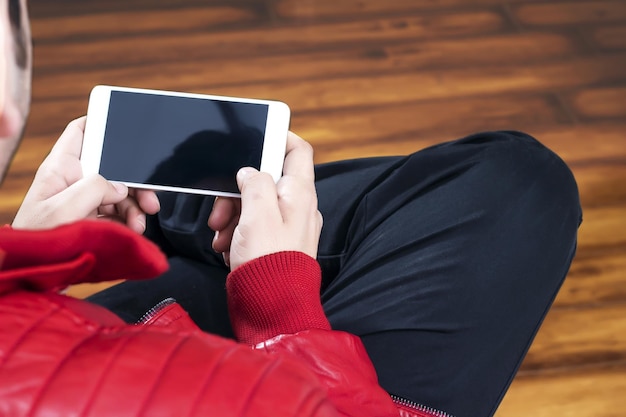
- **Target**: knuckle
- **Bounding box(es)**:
[314,207,322,229]
[243,183,267,202]
[83,174,105,189]
[300,140,314,157]
[288,132,313,152]
[67,116,86,129]
[244,171,270,188]
[278,180,318,208]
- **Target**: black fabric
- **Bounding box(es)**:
[88,131,581,417]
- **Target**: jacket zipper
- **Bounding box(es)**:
[135,298,177,325]
[391,395,454,417]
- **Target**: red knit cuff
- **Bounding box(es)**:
[227,251,331,345]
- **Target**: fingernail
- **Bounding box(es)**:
[136,214,146,233]
[152,193,161,211]
[237,167,255,181]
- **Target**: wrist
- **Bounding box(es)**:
[227,251,330,345]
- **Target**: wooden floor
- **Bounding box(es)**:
[2,0,625,415]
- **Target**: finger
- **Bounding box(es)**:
[114,196,147,234]
[317,210,324,231]
[208,197,238,232]
[48,175,128,221]
[276,175,319,226]
[237,167,281,224]
[210,197,240,253]
[222,251,231,268]
[281,131,315,182]
[48,116,87,160]
[97,203,119,217]
[32,117,88,192]
[212,211,239,253]
[133,189,161,215]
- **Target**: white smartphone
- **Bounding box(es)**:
[81,85,290,197]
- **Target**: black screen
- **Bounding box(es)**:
[100,91,268,194]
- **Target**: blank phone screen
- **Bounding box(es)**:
[99,91,269,194]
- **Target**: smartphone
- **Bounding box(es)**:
[81,85,290,197]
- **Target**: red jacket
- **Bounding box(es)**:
[0,220,439,417]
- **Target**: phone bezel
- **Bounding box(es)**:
[81,85,290,197]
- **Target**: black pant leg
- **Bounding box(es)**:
[315,131,582,417]
[88,191,235,336]
[87,257,233,338]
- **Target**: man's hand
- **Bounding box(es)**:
[12,117,160,232]
[208,131,323,271]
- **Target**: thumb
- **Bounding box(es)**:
[237,167,280,223]
[236,167,259,191]
[49,175,128,221]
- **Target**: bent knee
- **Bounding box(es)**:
[464,130,582,227]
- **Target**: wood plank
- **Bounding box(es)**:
[274,0,504,19]
[526,124,626,166]
[575,164,626,208]
[590,25,626,50]
[312,124,626,163]
[28,0,263,18]
[292,94,570,148]
[555,247,626,307]
[0,192,26,224]
[519,304,626,371]
[23,98,88,138]
[576,206,626,249]
[496,364,626,417]
[195,54,626,112]
[31,6,261,41]
[513,0,626,26]
[4,134,54,168]
[30,31,580,102]
[31,10,508,71]
[568,86,626,119]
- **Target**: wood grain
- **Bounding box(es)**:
[2,1,625,416]
[569,86,626,119]
[520,304,626,370]
[31,10,508,72]
[274,0,512,20]
[497,364,626,417]
[590,25,626,50]
[30,31,580,101]
[512,1,626,26]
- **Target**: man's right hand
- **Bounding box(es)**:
[208,131,323,271]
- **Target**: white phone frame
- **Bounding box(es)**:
[81,85,290,197]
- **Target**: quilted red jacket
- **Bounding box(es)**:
[0,220,441,417]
